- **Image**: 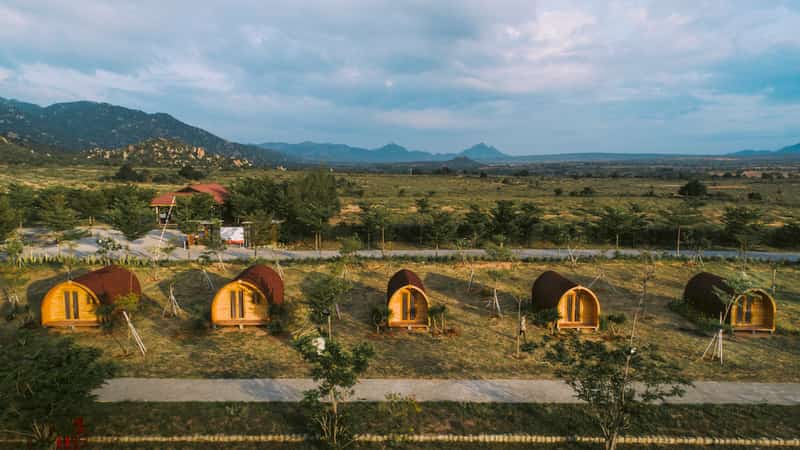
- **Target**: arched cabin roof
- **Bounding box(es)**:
[531,270,580,310]
[233,264,284,305]
[72,265,141,304]
[683,272,737,316]
[387,269,426,303]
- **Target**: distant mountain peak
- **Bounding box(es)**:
[459,143,508,160]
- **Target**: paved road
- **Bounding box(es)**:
[8,227,800,262]
[95,378,800,404]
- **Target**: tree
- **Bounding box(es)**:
[294,337,374,449]
[370,305,391,334]
[303,272,351,339]
[0,332,115,440]
[113,163,145,182]
[678,179,707,197]
[286,169,340,251]
[245,210,279,258]
[413,197,432,245]
[662,202,703,256]
[6,184,36,227]
[69,189,107,225]
[0,196,17,242]
[461,203,489,248]
[358,202,390,251]
[544,260,690,450]
[173,193,218,236]
[225,176,285,222]
[490,200,518,243]
[597,206,631,249]
[428,210,457,253]
[107,194,153,241]
[177,165,205,180]
[721,206,762,259]
[514,202,542,246]
[37,192,78,233]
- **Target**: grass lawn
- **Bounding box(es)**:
[2,258,799,380]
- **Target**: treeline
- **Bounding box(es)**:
[2,172,799,250]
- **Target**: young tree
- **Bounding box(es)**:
[173,193,218,236]
[721,206,762,260]
[514,202,542,246]
[107,194,153,241]
[490,200,518,243]
[413,197,432,245]
[286,169,340,251]
[661,202,703,256]
[544,260,690,450]
[6,183,37,227]
[0,196,17,242]
[37,192,78,232]
[597,206,631,249]
[303,272,351,339]
[245,210,279,258]
[113,163,145,182]
[358,202,390,251]
[69,189,107,226]
[428,210,457,254]
[461,203,489,248]
[294,337,374,448]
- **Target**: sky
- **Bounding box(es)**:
[1,1,799,155]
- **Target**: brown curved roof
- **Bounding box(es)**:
[73,266,142,304]
[683,272,734,317]
[234,264,284,304]
[387,269,425,302]
[531,270,578,310]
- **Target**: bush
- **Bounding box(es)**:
[678,180,707,197]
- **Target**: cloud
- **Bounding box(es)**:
[0,0,798,153]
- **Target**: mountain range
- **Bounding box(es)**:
[1,96,799,166]
[257,141,508,163]
[0,97,289,164]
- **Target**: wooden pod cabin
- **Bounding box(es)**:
[531,270,600,330]
[211,265,283,327]
[41,266,141,327]
[386,269,430,329]
[683,272,776,332]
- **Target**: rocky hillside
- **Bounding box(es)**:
[83,138,252,168]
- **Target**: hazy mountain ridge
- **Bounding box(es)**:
[0,97,289,164]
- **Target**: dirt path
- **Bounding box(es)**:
[95,378,800,404]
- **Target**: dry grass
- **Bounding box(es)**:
[2,259,799,380]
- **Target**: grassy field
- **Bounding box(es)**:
[2,258,799,381]
[1,402,798,449]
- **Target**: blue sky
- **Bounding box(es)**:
[1,0,799,155]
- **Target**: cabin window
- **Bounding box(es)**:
[402,292,409,320]
[73,292,79,320]
[64,291,71,320]
[230,291,236,319]
[238,290,245,319]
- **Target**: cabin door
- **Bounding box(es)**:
[563,292,582,323]
[229,289,246,320]
[734,295,754,325]
[63,290,81,320]
[401,291,417,321]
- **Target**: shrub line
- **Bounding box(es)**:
[26,434,791,446]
